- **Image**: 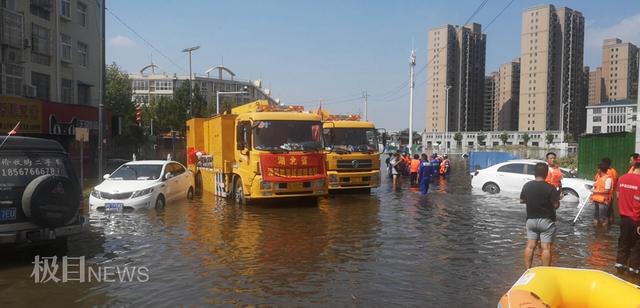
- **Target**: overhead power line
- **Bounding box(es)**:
[485,0,517,31]
[105,7,187,73]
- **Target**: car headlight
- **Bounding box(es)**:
[260,181,272,190]
[328,174,338,183]
[91,189,101,199]
[131,187,154,198]
[314,180,325,188]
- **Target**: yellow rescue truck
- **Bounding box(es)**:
[186,100,328,204]
[319,111,381,192]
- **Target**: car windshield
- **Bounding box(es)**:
[0,153,68,189]
[109,164,163,180]
[324,128,378,153]
[253,120,323,151]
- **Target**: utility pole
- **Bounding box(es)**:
[98,0,105,180]
[635,52,640,152]
[362,90,369,121]
[408,49,416,154]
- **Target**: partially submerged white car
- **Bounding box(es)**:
[471,159,594,202]
[90,160,194,212]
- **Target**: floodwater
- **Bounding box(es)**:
[0,158,630,307]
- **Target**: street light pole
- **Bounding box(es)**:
[181,46,200,116]
[216,89,249,115]
[408,49,416,154]
[445,85,452,152]
[98,0,105,180]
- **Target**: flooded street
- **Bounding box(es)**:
[0,158,626,307]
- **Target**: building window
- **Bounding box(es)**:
[4,62,24,96]
[593,108,601,114]
[60,0,70,18]
[61,78,73,103]
[133,80,149,91]
[60,34,72,62]
[593,116,601,122]
[31,23,51,66]
[77,83,90,104]
[77,42,88,67]
[77,2,87,27]
[156,80,172,91]
[30,0,51,20]
[593,126,601,134]
[31,71,50,100]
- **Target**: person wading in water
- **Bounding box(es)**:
[520,162,561,268]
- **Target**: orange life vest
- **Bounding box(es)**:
[607,167,618,201]
[591,173,610,204]
[439,159,449,175]
[545,165,563,188]
[410,159,420,173]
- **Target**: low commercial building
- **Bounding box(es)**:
[585,99,636,134]
[422,130,565,149]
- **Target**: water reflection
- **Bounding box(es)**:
[0,157,634,306]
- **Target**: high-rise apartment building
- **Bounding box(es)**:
[483,72,497,131]
[518,4,584,138]
[588,67,604,105]
[601,38,638,102]
[426,23,486,133]
[494,59,520,131]
[1,0,103,105]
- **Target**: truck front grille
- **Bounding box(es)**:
[337,159,373,170]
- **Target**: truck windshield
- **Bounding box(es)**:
[325,128,378,153]
[253,120,323,151]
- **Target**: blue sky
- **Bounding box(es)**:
[106,0,640,131]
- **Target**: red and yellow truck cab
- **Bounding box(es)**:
[186,100,328,204]
[319,111,381,192]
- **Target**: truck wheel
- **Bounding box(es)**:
[234,177,247,205]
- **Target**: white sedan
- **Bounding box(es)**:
[90,160,194,211]
[471,159,594,202]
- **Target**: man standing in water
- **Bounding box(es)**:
[615,158,640,275]
[545,152,563,191]
[520,163,561,268]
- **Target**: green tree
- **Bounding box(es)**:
[545,132,554,145]
[454,132,463,146]
[191,83,207,117]
[171,82,194,131]
[522,132,530,147]
[105,62,146,145]
[499,132,509,145]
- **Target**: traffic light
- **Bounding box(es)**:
[135,104,142,123]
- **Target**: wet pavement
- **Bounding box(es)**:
[0,157,630,307]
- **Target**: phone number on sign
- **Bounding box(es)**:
[0,167,63,177]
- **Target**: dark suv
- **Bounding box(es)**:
[0,136,85,246]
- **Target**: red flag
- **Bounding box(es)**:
[8,121,20,135]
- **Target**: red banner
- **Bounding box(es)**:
[260,153,326,182]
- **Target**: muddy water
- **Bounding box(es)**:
[0,158,626,307]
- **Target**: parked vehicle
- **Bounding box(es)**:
[0,136,84,246]
[186,100,328,205]
[471,159,593,201]
[89,160,194,211]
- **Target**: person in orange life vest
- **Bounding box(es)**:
[601,157,618,225]
[410,154,420,186]
[545,152,563,191]
[628,153,640,174]
[614,157,640,275]
[402,153,411,176]
[592,162,613,227]
[439,154,451,176]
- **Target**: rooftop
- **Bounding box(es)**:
[586,99,636,107]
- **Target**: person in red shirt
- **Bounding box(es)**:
[545,152,563,190]
[615,158,640,275]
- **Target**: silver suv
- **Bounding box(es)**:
[0,136,85,246]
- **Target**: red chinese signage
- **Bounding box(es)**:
[260,153,326,182]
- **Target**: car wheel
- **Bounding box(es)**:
[234,177,246,205]
[195,172,203,196]
[187,186,194,200]
[482,182,500,194]
[155,195,165,209]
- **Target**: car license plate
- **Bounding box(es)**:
[105,203,124,212]
[0,207,16,221]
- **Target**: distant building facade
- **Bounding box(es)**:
[426,23,486,133]
[585,99,637,134]
[518,4,585,139]
[588,67,604,105]
[129,66,276,108]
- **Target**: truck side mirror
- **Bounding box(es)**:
[236,125,245,150]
